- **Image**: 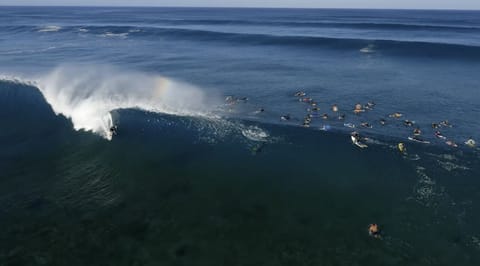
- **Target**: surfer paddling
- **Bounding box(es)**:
[368,224,382,239]
[389,112,403,118]
[354,103,365,114]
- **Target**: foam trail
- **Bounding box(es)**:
[101,32,129,38]
[34,65,216,140]
[241,126,269,142]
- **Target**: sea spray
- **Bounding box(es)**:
[35,64,216,139]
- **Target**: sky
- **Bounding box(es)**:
[1,0,480,10]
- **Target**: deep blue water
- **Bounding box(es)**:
[1,7,480,266]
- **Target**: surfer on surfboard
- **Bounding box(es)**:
[351,131,368,148]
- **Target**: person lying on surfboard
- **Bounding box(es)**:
[254,107,265,114]
[440,120,452,127]
[434,131,446,140]
[332,104,339,112]
[413,128,421,136]
[389,112,403,118]
[408,136,430,144]
[446,140,458,148]
[404,120,414,127]
[294,91,306,97]
[360,122,372,128]
[365,101,375,109]
[303,116,311,127]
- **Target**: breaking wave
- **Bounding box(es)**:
[38,25,62,32]
[4,65,219,140]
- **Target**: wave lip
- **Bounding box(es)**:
[34,64,218,140]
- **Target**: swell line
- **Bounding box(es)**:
[3,24,480,59]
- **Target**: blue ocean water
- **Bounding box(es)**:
[1,7,480,265]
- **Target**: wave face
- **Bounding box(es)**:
[30,65,216,139]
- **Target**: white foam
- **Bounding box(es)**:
[38,26,62,32]
[241,126,269,142]
[469,236,480,249]
[426,152,457,161]
[0,75,36,86]
[436,160,470,172]
[101,32,129,38]
[425,152,469,171]
[412,166,438,206]
[360,44,375,53]
[31,64,216,140]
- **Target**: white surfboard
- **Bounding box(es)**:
[351,136,368,148]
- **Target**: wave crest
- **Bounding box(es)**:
[35,65,216,139]
[38,25,62,32]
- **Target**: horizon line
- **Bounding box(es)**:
[0,5,479,11]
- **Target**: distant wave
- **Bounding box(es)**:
[5,24,480,58]
[134,27,480,59]
[148,18,480,32]
[38,25,62,32]
[79,25,480,57]
[100,32,129,38]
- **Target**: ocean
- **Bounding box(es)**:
[1,6,480,265]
